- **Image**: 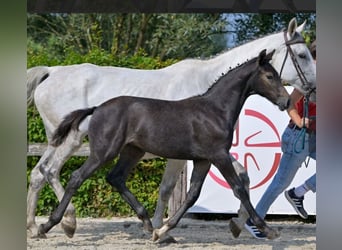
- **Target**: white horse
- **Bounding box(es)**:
[27,18,316,238]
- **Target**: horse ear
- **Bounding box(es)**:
[257,49,267,65]
[287,17,297,39]
[296,19,307,33]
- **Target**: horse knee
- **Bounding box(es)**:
[66,170,84,193]
[106,173,122,191]
[29,167,46,189]
[232,185,247,200]
[43,167,59,185]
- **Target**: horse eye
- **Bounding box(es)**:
[298,53,306,59]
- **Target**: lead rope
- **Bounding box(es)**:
[293,95,311,167]
[302,95,311,167]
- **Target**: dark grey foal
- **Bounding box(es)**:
[38,49,289,241]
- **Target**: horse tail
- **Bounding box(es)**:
[27,66,50,107]
[51,107,97,147]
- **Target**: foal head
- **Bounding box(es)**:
[250,49,290,111]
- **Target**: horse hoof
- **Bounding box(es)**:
[158,234,177,244]
[229,218,242,238]
[61,220,76,238]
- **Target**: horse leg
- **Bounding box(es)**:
[212,154,279,240]
[37,153,107,238]
[228,154,250,238]
[152,159,185,243]
[153,159,211,242]
[37,131,85,238]
[106,145,153,233]
[27,145,55,237]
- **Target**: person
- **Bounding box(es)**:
[244,40,316,239]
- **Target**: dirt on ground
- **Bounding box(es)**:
[27,216,316,250]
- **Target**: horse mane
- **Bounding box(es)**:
[166,28,287,75]
[200,29,283,61]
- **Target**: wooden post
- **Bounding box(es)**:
[167,162,187,217]
[27,143,90,156]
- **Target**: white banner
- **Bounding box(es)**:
[187,87,316,215]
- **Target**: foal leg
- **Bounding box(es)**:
[212,154,279,240]
[106,146,153,233]
[153,160,211,242]
[228,154,250,238]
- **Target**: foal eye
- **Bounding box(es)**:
[266,74,273,80]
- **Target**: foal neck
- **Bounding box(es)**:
[200,60,258,128]
[205,61,255,102]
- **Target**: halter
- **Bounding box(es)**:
[279,30,316,97]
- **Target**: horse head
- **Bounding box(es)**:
[271,18,316,102]
[252,49,290,111]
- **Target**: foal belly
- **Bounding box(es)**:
[132,126,217,160]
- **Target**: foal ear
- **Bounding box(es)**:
[265,49,275,62]
[257,49,268,65]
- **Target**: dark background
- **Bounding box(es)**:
[27,0,315,13]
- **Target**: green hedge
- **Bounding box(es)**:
[27,49,178,218]
[27,156,167,218]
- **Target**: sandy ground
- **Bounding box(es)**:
[27,216,316,250]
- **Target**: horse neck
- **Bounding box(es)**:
[168,32,283,98]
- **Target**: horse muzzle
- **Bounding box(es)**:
[277,97,291,111]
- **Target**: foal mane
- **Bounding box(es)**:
[199,56,259,96]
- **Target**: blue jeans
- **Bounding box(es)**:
[255,126,316,219]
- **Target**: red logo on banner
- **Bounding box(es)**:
[208,109,282,190]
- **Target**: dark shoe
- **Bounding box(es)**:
[244,218,267,239]
[285,188,308,219]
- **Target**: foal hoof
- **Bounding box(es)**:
[266,227,280,240]
[229,218,242,238]
[29,231,47,239]
[61,220,76,238]
[152,229,160,242]
[142,220,154,234]
[37,225,47,239]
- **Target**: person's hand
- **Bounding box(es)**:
[300,117,310,128]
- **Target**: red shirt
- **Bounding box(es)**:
[295,96,316,131]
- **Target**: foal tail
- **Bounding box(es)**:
[27,66,50,107]
[51,107,97,147]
